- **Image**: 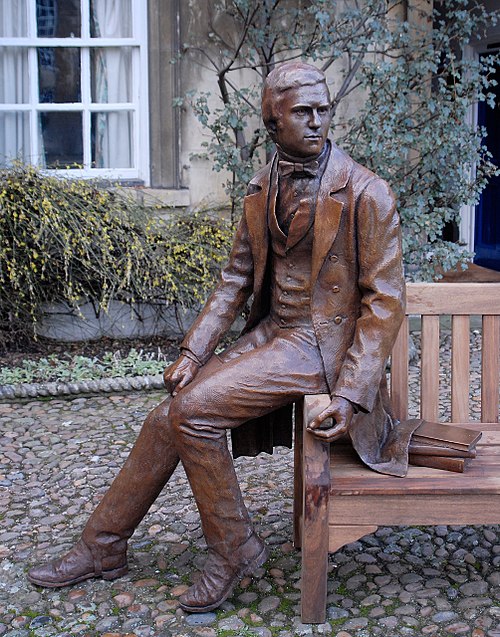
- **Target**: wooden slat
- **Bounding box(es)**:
[328,525,378,552]
[421,315,440,421]
[331,471,500,496]
[406,282,500,315]
[451,316,470,422]
[293,399,304,549]
[391,317,409,420]
[330,494,500,526]
[482,315,500,423]
[301,396,331,624]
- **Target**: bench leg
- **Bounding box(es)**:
[300,396,330,624]
[293,399,304,549]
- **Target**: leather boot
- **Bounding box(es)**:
[28,399,179,587]
[179,532,269,612]
[171,401,268,612]
[27,537,128,587]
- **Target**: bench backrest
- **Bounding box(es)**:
[390,282,500,423]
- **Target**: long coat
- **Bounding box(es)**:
[181,142,417,476]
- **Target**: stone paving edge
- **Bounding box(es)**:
[0,374,165,401]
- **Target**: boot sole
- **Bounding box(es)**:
[27,565,128,588]
[179,544,270,613]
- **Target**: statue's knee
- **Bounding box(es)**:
[142,399,172,436]
[168,394,186,435]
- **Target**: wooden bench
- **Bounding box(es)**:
[293,282,500,623]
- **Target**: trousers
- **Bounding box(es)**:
[83,317,328,560]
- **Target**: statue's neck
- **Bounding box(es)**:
[276,140,329,164]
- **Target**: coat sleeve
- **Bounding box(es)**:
[180,212,255,365]
[333,177,405,413]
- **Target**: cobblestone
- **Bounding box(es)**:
[1,349,500,637]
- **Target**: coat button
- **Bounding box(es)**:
[330,254,339,262]
[332,285,340,293]
[334,316,342,325]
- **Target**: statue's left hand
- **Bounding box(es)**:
[163,354,200,396]
[306,396,354,443]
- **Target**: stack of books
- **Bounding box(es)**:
[409,421,482,473]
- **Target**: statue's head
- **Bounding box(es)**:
[262,62,332,157]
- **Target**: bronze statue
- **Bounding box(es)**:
[28,62,416,613]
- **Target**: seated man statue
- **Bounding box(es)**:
[28,62,416,613]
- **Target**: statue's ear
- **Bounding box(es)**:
[266,119,277,140]
[246,183,262,195]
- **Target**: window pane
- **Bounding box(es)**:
[0,112,29,167]
[92,111,133,168]
[37,0,81,38]
[0,48,29,104]
[90,0,132,37]
[91,48,133,103]
[38,48,80,103]
[40,112,83,167]
[0,0,28,36]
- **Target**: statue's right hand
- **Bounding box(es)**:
[163,354,200,396]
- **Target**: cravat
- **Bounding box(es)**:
[278,159,319,178]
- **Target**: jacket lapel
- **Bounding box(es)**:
[244,155,277,290]
[311,142,352,285]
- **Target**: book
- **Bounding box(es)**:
[412,421,482,451]
[408,443,477,459]
[409,454,467,473]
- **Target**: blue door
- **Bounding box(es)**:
[475,56,500,271]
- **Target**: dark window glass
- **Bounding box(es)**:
[39,111,83,167]
[38,47,81,103]
[37,0,81,38]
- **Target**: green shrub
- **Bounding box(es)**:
[0,163,232,347]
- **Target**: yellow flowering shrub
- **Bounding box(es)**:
[0,164,232,346]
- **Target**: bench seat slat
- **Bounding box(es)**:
[329,429,500,496]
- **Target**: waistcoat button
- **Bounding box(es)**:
[332,285,340,293]
[330,254,339,262]
[334,316,342,325]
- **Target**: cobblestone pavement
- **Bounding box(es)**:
[1,344,499,637]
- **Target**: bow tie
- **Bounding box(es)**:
[278,159,319,178]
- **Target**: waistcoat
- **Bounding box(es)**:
[268,190,315,328]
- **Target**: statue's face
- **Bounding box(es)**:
[272,83,332,157]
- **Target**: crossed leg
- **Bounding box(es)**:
[28,318,328,610]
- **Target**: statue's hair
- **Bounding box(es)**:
[262,62,329,129]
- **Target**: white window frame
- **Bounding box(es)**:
[0,0,150,183]
[459,44,479,254]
